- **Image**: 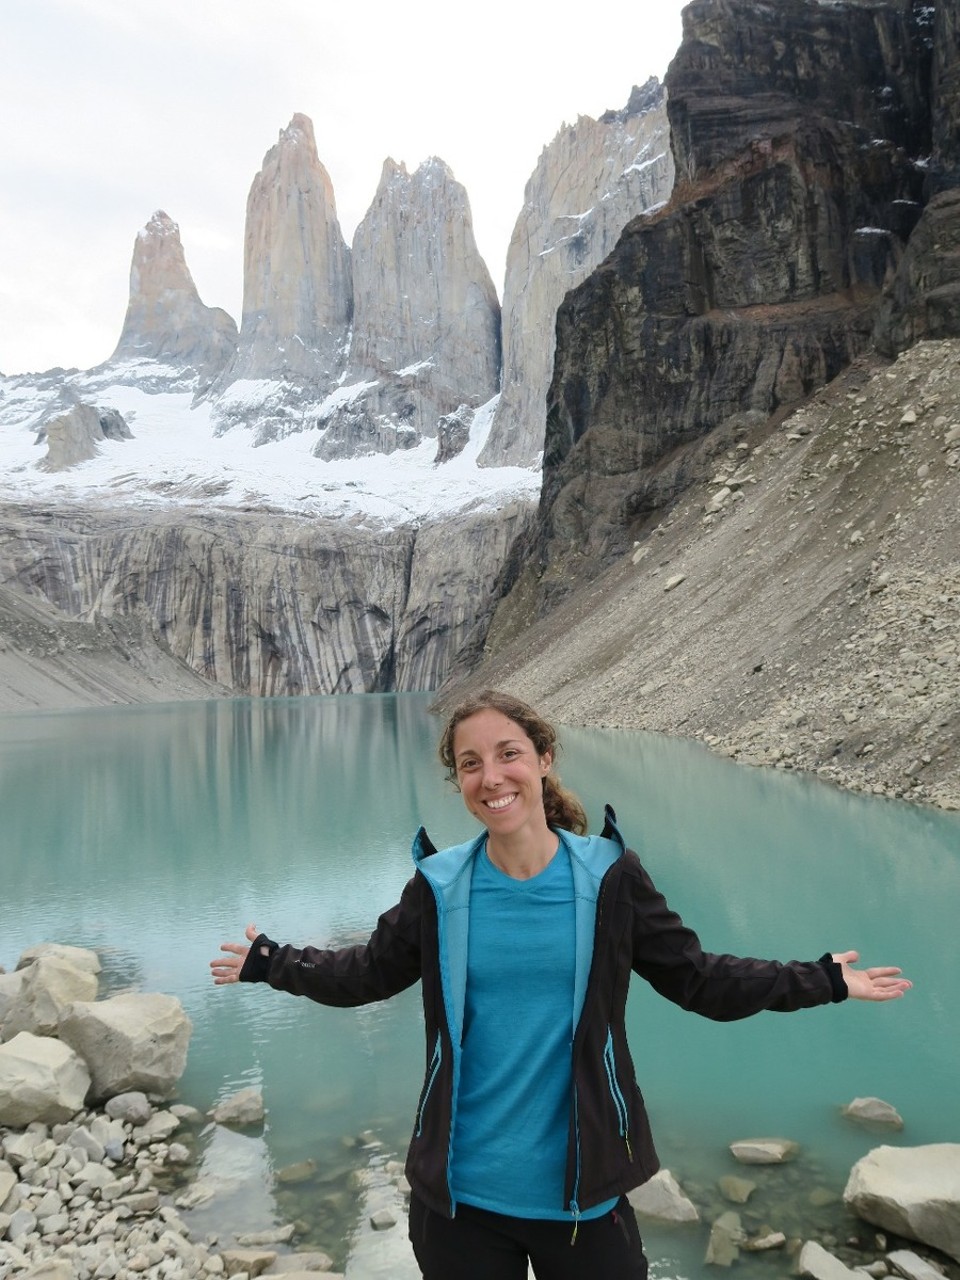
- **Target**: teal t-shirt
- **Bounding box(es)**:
[450,845,617,1221]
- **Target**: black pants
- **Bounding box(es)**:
[408,1194,649,1280]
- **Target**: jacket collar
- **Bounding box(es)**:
[411,807,627,1042]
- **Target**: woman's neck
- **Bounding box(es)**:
[486,825,560,880]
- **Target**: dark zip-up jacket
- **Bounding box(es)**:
[239,806,846,1220]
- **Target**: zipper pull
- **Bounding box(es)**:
[570,1203,581,1246]
[625,1134,633,1162]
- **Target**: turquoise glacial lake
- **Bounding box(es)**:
[1,693,957,1278]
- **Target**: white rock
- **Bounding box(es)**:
[664,573,687,592]
[798,1240,861,1278]
[104,1091,153,1126]
[16,945,102,976]
[66,1125,106,1163]
[0,969,26,1023]
[7,1205,39,1240]
[219,1247,278,1276]
[729,1137,799,1164]
[0,1033,91,1126]
[1,957,99,1041]
[844,1144,960,1263]
[210,1087,265,1127]
[16,1260,74,1280]
[885,1247,948,1279]
[627,1169,700,1222]
[841,1096,904,1129]
[134,1109,181,1143]
[57,993,192,1101]
[743,1230,786,1251]
[370,1208,397,1230]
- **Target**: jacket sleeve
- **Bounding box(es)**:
[239,872,424,1007]
[624,852,846,1019]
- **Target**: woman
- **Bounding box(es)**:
[211,689,911,1280]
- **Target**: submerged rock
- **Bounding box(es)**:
[841,1096,904,1129]
[210,1085,265,1127]
[729,1137,799,1164]
[798,1239,861,1278]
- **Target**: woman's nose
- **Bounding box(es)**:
[481,760,502,787]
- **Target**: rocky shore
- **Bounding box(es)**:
[3,944,960,1280]
[446,341,960,813]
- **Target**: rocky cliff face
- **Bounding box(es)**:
[313,159,500,461]
[104,211,238,390]
[210,115,353,440]
[0,501,534,697]
[478,80,675,469]
[505,0,937,616]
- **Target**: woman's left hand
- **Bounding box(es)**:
[832,950,912,1001]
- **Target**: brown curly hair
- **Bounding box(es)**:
[437,689,588,835]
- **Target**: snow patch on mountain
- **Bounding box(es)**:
[0,378,537,529]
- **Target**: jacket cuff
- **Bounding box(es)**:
[239,933,279,983]
[818,952,848,1003]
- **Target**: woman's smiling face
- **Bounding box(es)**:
[452,708,553,837]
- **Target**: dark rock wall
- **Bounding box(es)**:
[519,0,939,612]
[930,0,960,190]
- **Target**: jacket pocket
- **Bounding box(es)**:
[414,1031,442,1137]
[602,1027,633,1161]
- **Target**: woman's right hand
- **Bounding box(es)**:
[210,922,260,985]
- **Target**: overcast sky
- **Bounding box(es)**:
[1,0,688,376]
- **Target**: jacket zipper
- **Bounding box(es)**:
[602,1027,633,1161]
[570,1087,582,1245]
[415,1031,442,1137]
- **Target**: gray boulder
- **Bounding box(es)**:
[1,956,98,1041]
[0,1032,91,1125]
[57,992,192,1101]
[844,1144,960,1263]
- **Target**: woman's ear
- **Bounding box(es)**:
[540,751,553,775]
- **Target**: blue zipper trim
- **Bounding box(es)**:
[415,1031,442,1137]
[603,1027,632,1158]
[419,868,461,1214]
